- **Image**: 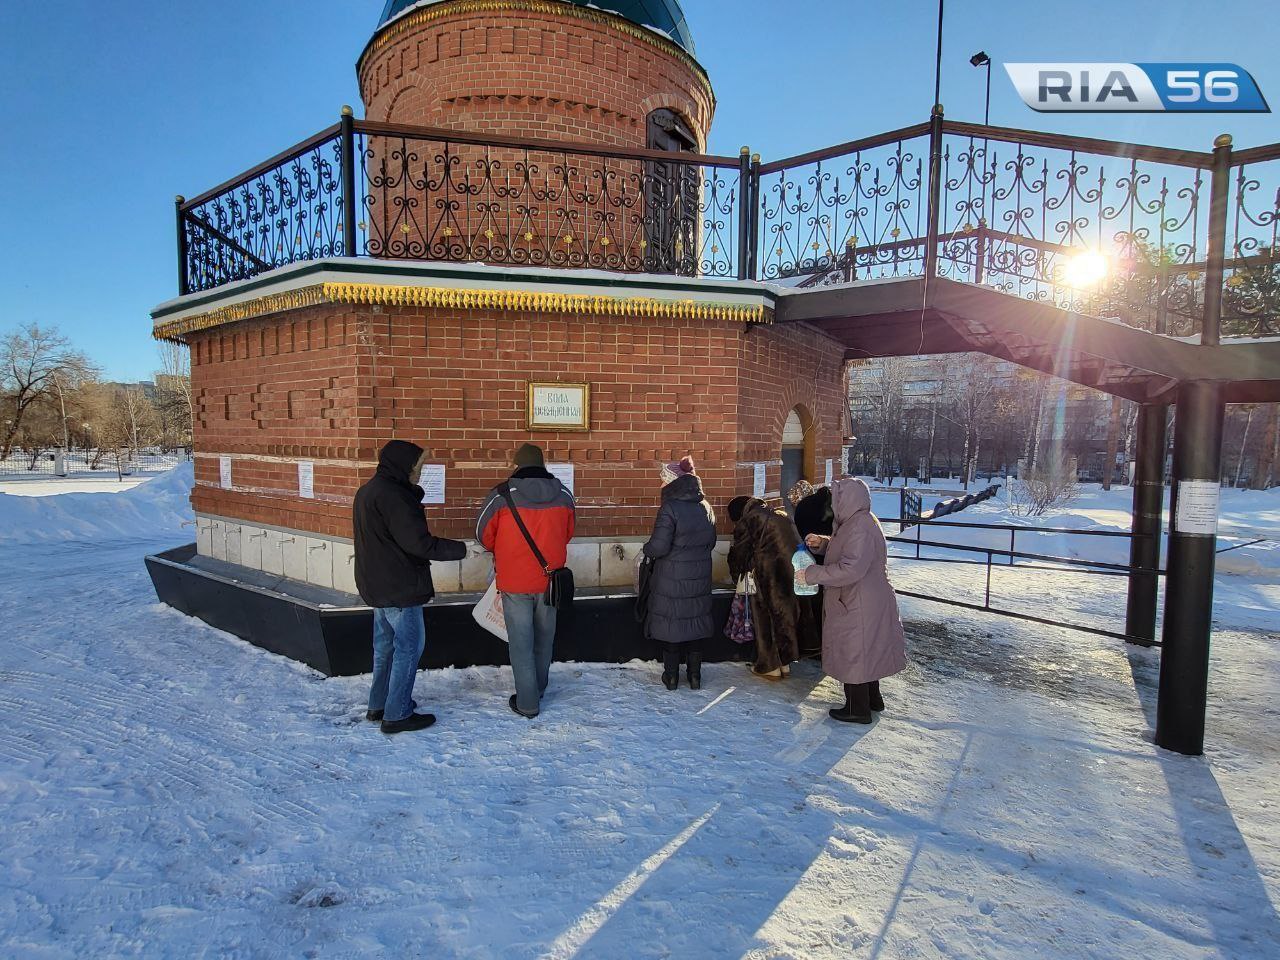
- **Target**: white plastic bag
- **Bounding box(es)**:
[472,580,508,642]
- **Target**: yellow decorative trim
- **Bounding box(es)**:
[154,281,770,341]
[360,0,713,103]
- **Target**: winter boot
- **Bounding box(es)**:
[508,694,539,718]
[829,683,873,724]
[662,645,680,691]
[686,651,703,691]
[380,711,437,734]
[869,680,885,713]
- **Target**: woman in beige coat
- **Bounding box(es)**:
[798,477,907,723]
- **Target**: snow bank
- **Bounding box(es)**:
[0,463,193,546]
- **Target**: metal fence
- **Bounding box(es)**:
[881,515,1159,644]
[176,109,1280,339]
[0,450,189,480]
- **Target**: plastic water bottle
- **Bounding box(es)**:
[792,545,819,595]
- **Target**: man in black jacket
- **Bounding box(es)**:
[353,440,466,734]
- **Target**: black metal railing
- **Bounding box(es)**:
[175,108,1280,338]
[880,515,1161,644]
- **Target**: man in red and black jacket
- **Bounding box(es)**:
[476,443,575,718]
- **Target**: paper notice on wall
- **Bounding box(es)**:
[825,458,834,485]
[753,463,767,498]
[298,461,314,499]
[1174,479,1221,535]
[548,462,575,494]
[419,464,446,504]
[219,456,232,490]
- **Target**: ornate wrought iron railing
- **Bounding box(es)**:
[175,108,1280,339]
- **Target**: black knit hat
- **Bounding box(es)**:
[513,442,545,468]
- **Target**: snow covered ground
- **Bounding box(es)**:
[1,470,1278,958]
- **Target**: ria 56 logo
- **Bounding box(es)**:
[1005,63,1269,112]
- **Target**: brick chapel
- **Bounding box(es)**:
[153,0,850,596]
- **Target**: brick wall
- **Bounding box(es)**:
[187,304,849,542]
[358,2,714,150]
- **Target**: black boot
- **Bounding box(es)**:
[829,683,873,724]
[380,711,437,734]
[661,645,680,691]
[869,680,885,713]
[686,650,702,691]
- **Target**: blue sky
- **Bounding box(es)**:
[2,0,1276,380]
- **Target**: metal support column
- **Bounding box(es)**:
[1157,381,1225,755]
[175,195,188,297]
[924,104,945,282]
[340,106,359,259]
[736,146,751,280]
[1125,404,1167,644]
[1200,134,1232,346]
[747,153,762,279]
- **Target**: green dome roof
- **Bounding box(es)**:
[377,0,696,56]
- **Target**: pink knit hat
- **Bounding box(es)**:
[659,455,696,485]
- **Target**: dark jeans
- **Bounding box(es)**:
[368,605,426,723]
[503,591,557,714]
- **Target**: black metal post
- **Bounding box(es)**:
[737,146,751,280]
[983,60,991,126]
[175,195,189,297]
[748,153,762,279]
[974,220,987,285]
[1201,134,1233,346]
[924,105,945,281]
[340,105,358,259]
[1157,381,1225,756]
[1125,403,1167,644]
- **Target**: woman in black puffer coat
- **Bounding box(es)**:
[642,456,717,690]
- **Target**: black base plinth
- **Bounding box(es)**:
[145,544,745,677]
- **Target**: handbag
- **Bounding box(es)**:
[724,592,756,644]
[735,572,758,596]
[635,554,654,624]
[472,579,509,642]
[498,483,575,609]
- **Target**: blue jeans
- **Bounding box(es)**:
[368,606,426,723]
[503,592,557,714]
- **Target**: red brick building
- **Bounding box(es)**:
[155,0,850,596]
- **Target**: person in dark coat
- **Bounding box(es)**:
[792,485,834,660]
[353,440,467,734]
[642,456,716,690]
[794,486,835,540]
[727,495,815,679]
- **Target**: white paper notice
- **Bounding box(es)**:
[752,463,767,498]
[219,456,232,490]
[825,458,834,485]
[1175,479,1220,535]
[298,461,314,499]
[548,462,575,494]
[419,464,446,504]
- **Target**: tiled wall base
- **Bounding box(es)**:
[195,513,733,596]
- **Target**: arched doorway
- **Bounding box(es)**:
[780,406,814,495]
[645,108,699,275]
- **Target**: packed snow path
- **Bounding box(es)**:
[2,481,1279,957]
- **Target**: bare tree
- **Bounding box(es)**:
[0,324,95,460]
[155,341,193,452]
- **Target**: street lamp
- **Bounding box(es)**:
[970,51,992,126]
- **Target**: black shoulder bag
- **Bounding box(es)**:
[498,483,575,609]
